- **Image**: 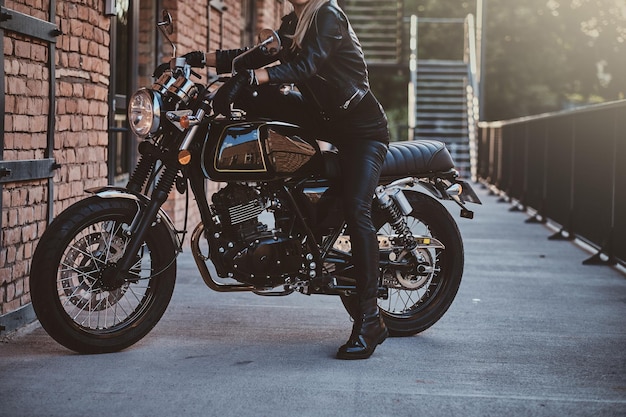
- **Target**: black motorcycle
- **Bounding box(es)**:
[30,11,481,353]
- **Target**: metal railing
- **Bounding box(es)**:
[477,100,626,266]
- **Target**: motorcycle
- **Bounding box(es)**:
[29,11,481,353]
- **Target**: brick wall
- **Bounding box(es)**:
[54,0,110,214]
[0,0,291,323]
[0,0,110,317]
[1,2,49,313]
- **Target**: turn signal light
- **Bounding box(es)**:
[180,115,190,129]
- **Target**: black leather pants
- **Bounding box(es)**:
[334,139,388,303]
[237,86,390,307]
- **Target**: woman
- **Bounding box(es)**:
[190,0,390,360]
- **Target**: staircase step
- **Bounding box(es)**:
[416,112,467,119]
[417,120,468,128]
[417,96,466,103]
[416,89,466,97]
[416,105,466,112]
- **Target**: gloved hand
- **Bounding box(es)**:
[183,51,206,68]
[212,70,258,117]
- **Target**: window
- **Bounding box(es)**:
[108,0,161,185]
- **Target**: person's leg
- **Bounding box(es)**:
[335,139,389,360]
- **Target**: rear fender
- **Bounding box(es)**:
[383,177,477,219]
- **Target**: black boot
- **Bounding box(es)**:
[337,302,388,360]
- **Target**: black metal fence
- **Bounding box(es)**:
[477,100,626,266]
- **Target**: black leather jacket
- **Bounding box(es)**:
[215,2,370,119]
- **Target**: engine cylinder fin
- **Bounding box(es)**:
[228,200,264,225]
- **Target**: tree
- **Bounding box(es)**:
[383,0,626,121]
[483,0,626,120]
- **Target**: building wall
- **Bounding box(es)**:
[0,0,291,327]
[1,0,110,318]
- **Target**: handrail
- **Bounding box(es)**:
[464,14,479,106]
[464,14,480,179]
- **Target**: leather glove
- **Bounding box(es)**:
[183,51,206,68]
[212,70,258,116]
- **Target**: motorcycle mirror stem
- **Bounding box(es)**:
[157,10,176,58]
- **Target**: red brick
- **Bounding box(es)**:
[0,267,10,286]
[31,43,47,62]
[67,3,78,19]
[4,37,13,55]
[69,19,83,37]
[14,39,31,58]
[7,77,26,95]
[15,278,23,298]
[68,36,80,52]
[13,115,29,132]
[77,5,89,20]
[5,242,17,262]
[5,282,16,302]
[3,298,21,314]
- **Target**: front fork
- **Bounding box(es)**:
[114,160,180,275]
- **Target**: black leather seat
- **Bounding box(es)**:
[381,140,455,178]
[321,140,454,179]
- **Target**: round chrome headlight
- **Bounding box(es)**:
[128,88,161,137]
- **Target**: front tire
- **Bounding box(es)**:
[30,196,177,353]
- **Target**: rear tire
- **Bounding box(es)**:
[30,196,177,353]
[340,190,464,336]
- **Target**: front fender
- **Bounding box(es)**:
[85,186,183,252]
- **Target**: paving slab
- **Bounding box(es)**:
[1,184,625,417]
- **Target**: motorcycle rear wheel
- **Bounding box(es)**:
[340,190,464,337]
[30,196,177,353]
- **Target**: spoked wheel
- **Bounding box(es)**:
[340,190,464,337]
[30,196,177,353]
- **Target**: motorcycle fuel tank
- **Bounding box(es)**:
[202,120,323,182]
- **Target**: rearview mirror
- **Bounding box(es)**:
[257,29,281,56]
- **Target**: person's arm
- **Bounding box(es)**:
[254,68,270,85]
[265,7,342,84]
[205,52,216,67]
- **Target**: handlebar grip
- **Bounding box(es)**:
[184,51,206,68]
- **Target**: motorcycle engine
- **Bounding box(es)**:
[211,183,304,286]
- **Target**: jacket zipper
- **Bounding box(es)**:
[341,90,360,110]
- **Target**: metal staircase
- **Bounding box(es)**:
[413,59,472,177]
[339,2,480,179]
[408,15,480,179]
[338,0,403,66]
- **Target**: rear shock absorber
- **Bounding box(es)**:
[375,185,416,250]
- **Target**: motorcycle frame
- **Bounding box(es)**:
[92,119,467,298]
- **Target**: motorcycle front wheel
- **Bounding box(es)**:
[30,196,177,353]
[340,190,464,337]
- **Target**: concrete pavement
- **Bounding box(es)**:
[1,184,625,417]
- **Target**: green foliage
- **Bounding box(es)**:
[368,0,626,122]
[482,0,626,120]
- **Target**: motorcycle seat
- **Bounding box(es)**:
[382,139,455,178]
[321,140,455,179]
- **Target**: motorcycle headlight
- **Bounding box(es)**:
[128,88,161,137]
